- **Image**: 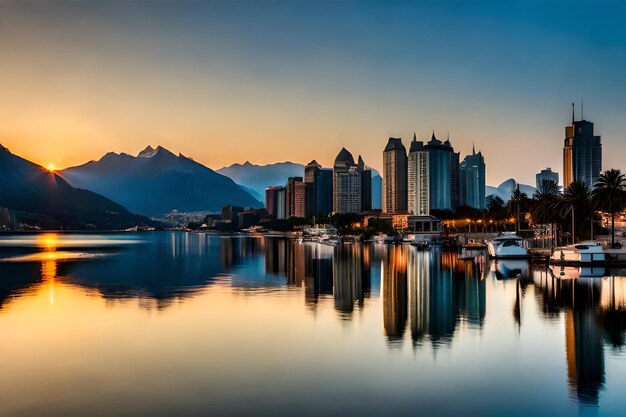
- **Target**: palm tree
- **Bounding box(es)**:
[592,169,626,247]
[531,182,561,247]
[558,181,592,244]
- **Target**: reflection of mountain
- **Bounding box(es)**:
[531,271,626,405]
[0,262,43,310]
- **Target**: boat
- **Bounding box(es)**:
[487,233,528,259]
[549,264,606,279]
[410,240,430,250]
[550,241,606,265]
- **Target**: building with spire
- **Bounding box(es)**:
[459,145,486,209]
[383,137,408,213]
[424,132,453,211]
[563,103,602,188]
[333,148,361,213]
[407,134,430,216]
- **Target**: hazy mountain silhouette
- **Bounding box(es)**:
[61,146,262,215]
[487,179,536,202]
[0,144,151,229]
[217,161,305,197]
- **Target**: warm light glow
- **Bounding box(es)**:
[47,162,55,172]
[37,233,59,251]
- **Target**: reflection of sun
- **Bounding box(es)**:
[47,162,55,172]
[38,233,59,251]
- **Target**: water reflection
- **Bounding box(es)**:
[3,233,626,413]
[531,270,626,406]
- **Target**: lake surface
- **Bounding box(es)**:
[0,232,625,417]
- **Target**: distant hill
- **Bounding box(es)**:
[61,146,262,216]
[217,161,306,197]
[0,144,151,229]
[218,161,383,209]
[487,178,537,202]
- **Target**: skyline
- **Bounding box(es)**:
[1,1,625,185]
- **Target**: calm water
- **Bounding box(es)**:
[0,232,625,417]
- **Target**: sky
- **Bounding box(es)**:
[0,0,625,186]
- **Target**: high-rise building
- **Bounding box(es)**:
[424,132,453,211]
[314,168,333,217]
[407,134,430,216]
[294,181,315,218]
[286,176,303,218]
[536,168,559,190]
[265,185,286,219]
[333,148,361,213]
[563,104,602,188]
[357,155,372,212]
[450,149,460,210]
[383,137,408,213]
[304,160,321,184]
[371,174,382,210]
[459,146,486,209]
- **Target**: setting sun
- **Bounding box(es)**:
[47,162,55,172]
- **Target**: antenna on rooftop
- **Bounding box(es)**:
[581,96,584,120]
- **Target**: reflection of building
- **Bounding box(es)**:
[383,137,408,213]
[333,244,364,315]
[536,168,559,190]
[383,246,408,345]
[304,244,334,308]
[563,104,602,188]
[406,249,485,349]
[407,135,429,216]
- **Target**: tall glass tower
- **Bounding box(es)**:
[563,104,602,188]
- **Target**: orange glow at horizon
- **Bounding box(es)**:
[47,162,55,172]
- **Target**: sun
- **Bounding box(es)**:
[47,162,55,172]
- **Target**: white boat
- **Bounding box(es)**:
[550,241,606,265]
[549,265,606,279]
[487,233,528,259]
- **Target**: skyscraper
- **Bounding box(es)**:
[459,146,486,209]
[536,168,559,190]
[563,103,602,188]
[304,160,321,184]
[424,132,452,211]
[314,168,333,218]
[383,137,408,213]
[333,147,361,213]
[357,155,372,212]
[265,185,286,219]
[450,148,460,210]
[286,176,303,218]
[407,134,430,216]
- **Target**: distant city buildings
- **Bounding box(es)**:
[333,148,362,214]
[383,138,408,213]
[536,167,559,190]
[407,135,429,216]
[459,146,486,209]
[563,103,602,188]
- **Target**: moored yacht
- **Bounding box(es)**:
[550,241,606,265]
[487,233,528,259]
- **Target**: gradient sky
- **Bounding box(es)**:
[1,0,625,185]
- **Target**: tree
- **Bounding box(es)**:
[558,181,592,244]
[592,169,626,247]
[531,181,561,246]
[487,195,507,220]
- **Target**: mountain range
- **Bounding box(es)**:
[0,144,151,229]
[61,146,262,216]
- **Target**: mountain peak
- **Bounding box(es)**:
[138,145,157,158]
